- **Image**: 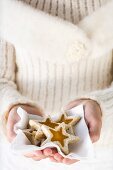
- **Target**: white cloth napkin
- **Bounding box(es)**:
[11,105,94,160]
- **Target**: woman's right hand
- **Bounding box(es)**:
[6,104,57,161]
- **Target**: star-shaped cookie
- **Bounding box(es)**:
[29,116,59,129]
[23,120,46,146]
[56,113,81,135]
[23,128,41,145]
[29,119,42,130]
[41,122,79,155]
[56,113,81,127]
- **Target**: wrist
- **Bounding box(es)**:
[78,98,99,105]
[6,103,44,121]
[80,98,102,116]
[5,104,31,122]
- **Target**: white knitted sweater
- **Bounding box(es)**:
[0,0,113,148]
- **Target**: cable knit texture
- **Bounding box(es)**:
[0,0,113,148]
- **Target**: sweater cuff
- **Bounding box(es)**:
[0,95,43,122]
[0,90,43,122]
[78,88,113,116]
[0,81,44,122]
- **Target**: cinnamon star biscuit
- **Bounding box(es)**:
[41,122,80,155]
[56,113,81,135]
[29,116,59,129]
[29,120,46,141]
[56,113,81,127]
[23,128,41,145]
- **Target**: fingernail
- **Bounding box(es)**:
[33,150,42,156]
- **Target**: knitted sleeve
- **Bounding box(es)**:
[77,0,113,116]
[79,84,113,115]
[0,40,41,119]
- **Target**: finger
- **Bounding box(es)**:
[32,156,43,161]
[31,150,46,159]
[63,99,82,110]
[43,148,53,156]
[51,148,58,155]
[34,150,43,155]
[54,153,63,162]
[25,153,44,161]
[62,158,79,165]
[33,151,46,160]
[90,129,100,142]
[24,152,35,158]
[89,120,102,143]
[24,150,43,158]
[49,156,58,163]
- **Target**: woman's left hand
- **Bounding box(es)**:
[49,98,102,164]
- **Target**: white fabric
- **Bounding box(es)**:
[0,140,113,170]
[1,0,113,61]
[1,106,113,170]
[11,105,94,160]
[0,0,113,169]
[1,0,113,116]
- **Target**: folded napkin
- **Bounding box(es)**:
[11,105,94,160]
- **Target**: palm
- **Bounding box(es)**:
[6,100,102,164]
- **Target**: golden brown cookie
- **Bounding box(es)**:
[41,122,80,155]
[23,129,41,145]
[28,120,46,142]
[56,113,81,128]
[29,119,42,130]
[39,116,59,129]
[35,130,45,140]
[29,116,59,129]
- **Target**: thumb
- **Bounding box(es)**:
[63,99,83,110]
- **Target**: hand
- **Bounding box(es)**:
[6,104,44,142]
[6,104,79,164]
[49,98,102,164]
[6,104,57,161]
[6,104,78,164]
[64,98,102,142]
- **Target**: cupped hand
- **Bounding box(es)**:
[6,98,102,165]
[49,98,102,164]
[6,104,44,142]
[64,98,102,142]
[6,104,58,161]
[6,104,78,164]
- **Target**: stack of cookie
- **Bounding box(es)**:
[23,113,81,155]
